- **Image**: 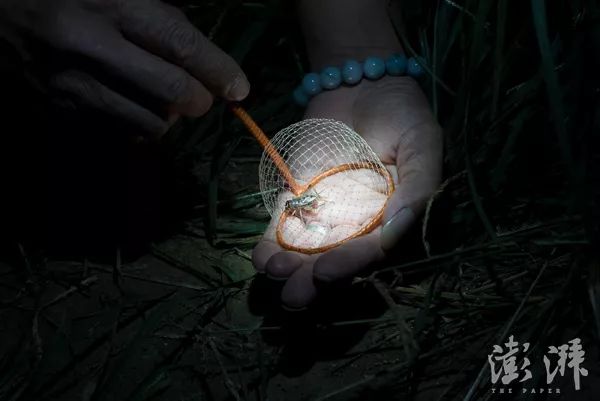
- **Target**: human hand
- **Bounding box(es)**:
[268,167,390,251]
[0,0,249,136]
[252,76,442,310]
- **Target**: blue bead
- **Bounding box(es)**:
[386,54,407,76]
[407,57,425,77]
[320,66,342,89]
[302,73,322,96]
[341,60,363,85]
[292,86,310,107]
[363,57,386,80]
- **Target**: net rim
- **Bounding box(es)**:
[275,161,395,254]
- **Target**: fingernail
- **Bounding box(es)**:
[226,75,250,101]
[266,273,288,282]
[381,208,416,251]
[282,304,308,312]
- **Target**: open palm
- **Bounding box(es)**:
[253,75,442,310]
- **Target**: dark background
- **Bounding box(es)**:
[0,0,599,400]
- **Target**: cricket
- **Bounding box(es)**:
[284,188,328,222]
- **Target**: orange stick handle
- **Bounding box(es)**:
[229,104,302,195]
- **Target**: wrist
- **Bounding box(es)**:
[292,53,424,107]
[298,0,403,70]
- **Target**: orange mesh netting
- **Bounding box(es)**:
[230,105,394,254]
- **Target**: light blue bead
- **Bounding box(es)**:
[407,57,425,77]
[341,60,363,85]
[320,66,342,89]
[292,86,310,107]
[386,54,407,76]
[302,73,322,96]
[363,57,386,80]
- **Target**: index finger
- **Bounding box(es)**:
[118,0,250,101]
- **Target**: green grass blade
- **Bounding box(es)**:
[531,0,578,188]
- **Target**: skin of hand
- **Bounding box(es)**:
[268,168,391,250]
[253,75,443,310]
[0,0,249,137]
[252,0,442,310]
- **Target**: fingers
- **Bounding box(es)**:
[276,232,385,310]
[280,263,317,311]
[118,0,250,101]
[38,0,245,123]
[252,240,304,279]
[51,70,169,137]
[82,33,215,118]
[265,252,304,280]
[313,230,384,282]
[252,240,313,310]
[252,240,281,273]
[253,232,383,310]
[381,122,443,250]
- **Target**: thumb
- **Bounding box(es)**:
[381,122,442,251]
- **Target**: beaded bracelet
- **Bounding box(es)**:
[292,54,425,106]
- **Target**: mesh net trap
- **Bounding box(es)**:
[231,105,394,254]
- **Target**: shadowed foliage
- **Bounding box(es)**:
[1,0,599,400]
